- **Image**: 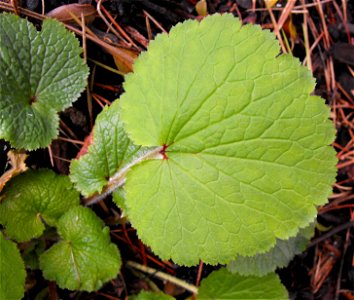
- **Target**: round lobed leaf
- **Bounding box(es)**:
[0,13,89,150]
[0,169,80,242]
[121,14,337,265]
[197,268,288,299]
[39,206,121,291]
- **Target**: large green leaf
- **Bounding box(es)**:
[197,268,288,300]
[0,232,26,300]
[0,13,89,150]
[70,100,145,197]
[121,14,336,265]
[0,169,80,242]
[227,224,314,276]
[39,206,121,291]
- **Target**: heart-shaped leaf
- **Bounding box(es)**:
[39,206,121,291]
[0,169,80,242]
[121,14,336,265]
[0,13,89,150]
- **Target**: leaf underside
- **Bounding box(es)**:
[70,100,146,197]
[197,268,288,300]
[0,13,89,150]
[227,224,314,276]
[39,206,121,291]
[120,14,337,265]
[0,233,26,300]
[0,169,80,242]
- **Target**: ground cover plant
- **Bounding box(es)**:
[0,1,353,299]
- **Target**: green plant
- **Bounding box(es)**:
[0,13,336,299]
[0,13,89,150]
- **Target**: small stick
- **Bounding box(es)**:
[47,146,54,168]
[11,0,19,16]
[143,10,167,33]
[195,261,204,287]
[266,6,287,53]
[57,137,84,145]
[308,221,354,248]
[100,4,138,48]
[126,260,199,295]
[277,0,296,32]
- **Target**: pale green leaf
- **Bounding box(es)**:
[121,14,336,265]
[198,268,288,300]
[0,169,80,242]
[227,224,314,276]
[0,232,26,300]
[0,13,89,150]
[39,206,121,291]
[131,290,175,300]
[70,100,145,197]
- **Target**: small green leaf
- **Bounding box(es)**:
[198,268,288,300]
[130,290,175,300]
[39,206,121,291]
[70,101,145,197]
[0,13,89,150]
[0,232,26,300]
[227,224,314,276]
[0,169,80,242]
[121,14,336,265]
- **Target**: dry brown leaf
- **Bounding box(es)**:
[46,4,96,24]
[110,47,138,74]
[0,150,28,193]
[195,0,208,17]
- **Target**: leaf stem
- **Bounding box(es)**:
[126,260,199,295]
[83,146,164,206]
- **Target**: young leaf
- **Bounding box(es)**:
[0,169,80,242]
[0,13,89,150]
[121,14,336,265]
[197,268,288,300]
[130,290,175,300]
[39,206,121,291]
[0,232,26,300]
[227,224,314,276]
[70,100,145,197]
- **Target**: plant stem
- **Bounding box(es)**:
[83,146,163,206]
[126,261,199,295]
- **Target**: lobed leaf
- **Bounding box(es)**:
[197,268,288,299]
[0,13,89,150]
[0,169,80,242]
[0,233,26,300]
[121,14,337,265]
[70,100,145,197]
[227,224,314,276]
[39,206,121,291]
